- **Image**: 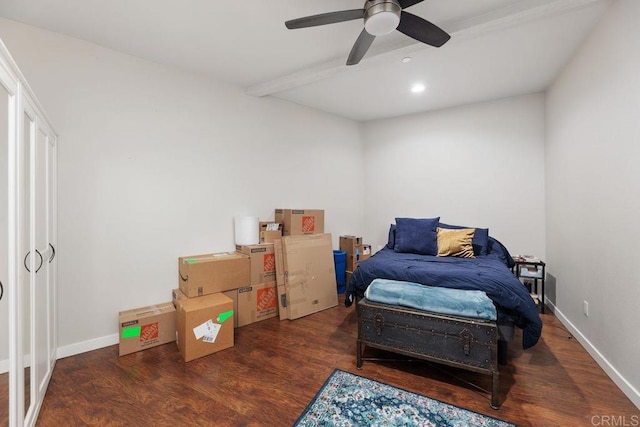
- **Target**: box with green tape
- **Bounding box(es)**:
[175,292,235,362]
[118,302,176,357]
[178,252,250,298]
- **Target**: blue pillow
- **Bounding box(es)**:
[387,224,396,249]
[438,222,489,256]
[394,217,440,255]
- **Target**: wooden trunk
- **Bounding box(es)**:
[357,298,501,409]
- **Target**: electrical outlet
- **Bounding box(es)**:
[583,300,589,317]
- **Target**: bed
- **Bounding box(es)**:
[345,218,543,350]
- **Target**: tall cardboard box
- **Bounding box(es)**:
[275,209,324,236]
[118,302,176,356]
[178,252,250,298]
[235,244,276,285]
[237,282,278,327]
[274,239,288,321]
[259,222,283,244]
[175,293,234,362]
[277,233,338,319]
[346,253,361,271]
[340,235,363,254]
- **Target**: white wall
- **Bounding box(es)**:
[362,94,546,257]
[546,0,640,407]
[0,18,365,357]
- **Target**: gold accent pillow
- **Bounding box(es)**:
[436,227,476,258]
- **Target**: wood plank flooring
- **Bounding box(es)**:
[1,298,638,426]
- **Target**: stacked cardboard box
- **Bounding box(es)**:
[259,221,283,243]
[234,244,278,327]
[178,252,250,298]
[118,209,329,361]
[275,209,324,236]
[175,292,235,362]
[340,235,372,274]
[172,252,252,361]
[173,244,282,361]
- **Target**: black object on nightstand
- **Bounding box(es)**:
[512,258,546,314]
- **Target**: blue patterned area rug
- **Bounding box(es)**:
[294,369,515,427]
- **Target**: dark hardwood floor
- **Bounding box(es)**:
[2,297,638,426]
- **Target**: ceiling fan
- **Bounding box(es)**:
[285,0,451,66]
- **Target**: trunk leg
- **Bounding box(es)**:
[491,370,500,410]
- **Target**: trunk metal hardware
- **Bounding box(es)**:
[374,313,384,336]
[460,329,472,356]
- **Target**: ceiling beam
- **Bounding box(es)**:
[246,0,605,97]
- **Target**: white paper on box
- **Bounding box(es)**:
[193,319,216,340]
[202,323,221,344]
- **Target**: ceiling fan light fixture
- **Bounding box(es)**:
[364,0,401,36]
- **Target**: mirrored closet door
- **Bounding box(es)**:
[1,55,14,427]
[1,37,58,427]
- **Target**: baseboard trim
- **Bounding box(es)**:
[552,303,640,409]
[0,334,116,375]
[6,309,640,411]
[56,333,118,360]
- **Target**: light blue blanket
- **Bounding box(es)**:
[364,278,497,321]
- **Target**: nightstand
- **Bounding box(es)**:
[512,258,546,314]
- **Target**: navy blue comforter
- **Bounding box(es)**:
[345,247,542,349]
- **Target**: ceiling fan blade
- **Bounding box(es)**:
[397,11,450,47]
[285,9,364,29]
[398,0,425,9]
[347,29,376,66]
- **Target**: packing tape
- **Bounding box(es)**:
[121,325,141,339]
[217,310,234,323]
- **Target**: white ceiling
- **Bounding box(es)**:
[0,0,610,121]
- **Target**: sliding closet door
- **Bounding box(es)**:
[19,95,56,427]
[31,109,55,413]
[1,37,57,427]
[19,103,34,427]
[0,61,17,427]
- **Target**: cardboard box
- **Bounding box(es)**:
[118,302,176,357]
[274,239,288,321]
[173,288,238,328]
[237,282,278,327]
[172,288,188,308]
[340,235,363,254]
[175,293,234,362]
[178,252,250,298]
[362,244,372,261]
[275,209,324,236]
[346,253,361,271]
[235,244,276,285]
[346,270,353,286]
[259,222,283,244]
[223,289,239,328]
[277,233,338,319]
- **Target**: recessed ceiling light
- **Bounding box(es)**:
[401,56,412,63]
[411,83,426,94]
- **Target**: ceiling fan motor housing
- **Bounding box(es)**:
[364,0,402,36]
